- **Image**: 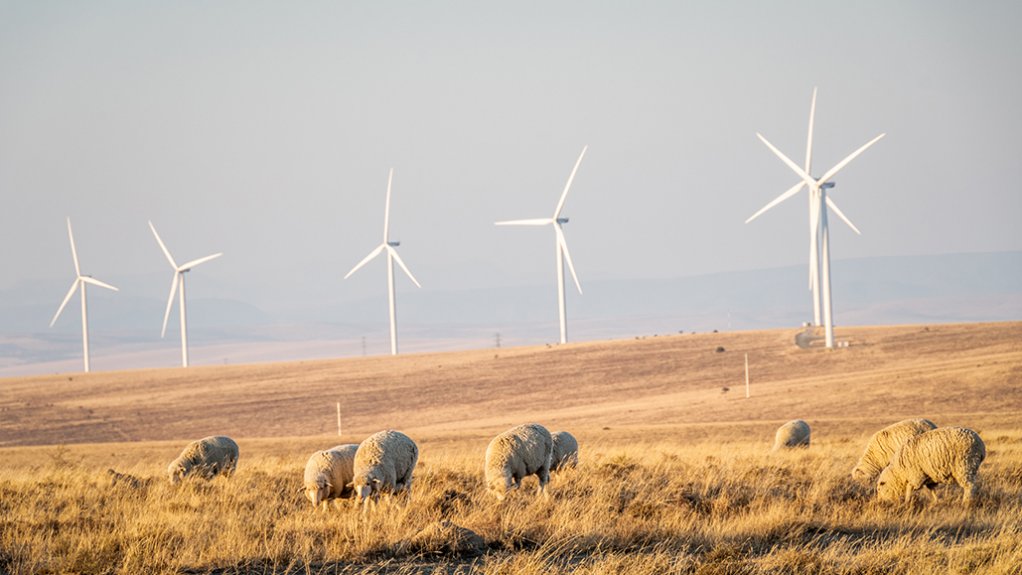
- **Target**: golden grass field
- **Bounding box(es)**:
[1,322,1021,574]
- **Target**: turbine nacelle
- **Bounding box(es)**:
[388,241,401,247]
[556,217,569,224]
[820,181,836,190]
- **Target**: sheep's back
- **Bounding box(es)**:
[354,430,418,482]
[893,427,985,480]
[855,418,936,478]
[486,423,553,476]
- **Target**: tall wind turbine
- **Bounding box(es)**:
[149,221,222,367]
[496,145,587,345]
[746,88,884,348]
[50,218,119,373]
[344,168,421,356]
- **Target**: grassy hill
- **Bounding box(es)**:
[1,322,1020,574]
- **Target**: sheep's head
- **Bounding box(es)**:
[167,459,189,485]
[305,478,330,508]
[850,464,873,483]
[487,475,514,502]
[875,467,903,503]
[353,473,380,504]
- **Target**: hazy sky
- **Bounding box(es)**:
[2,1,1021,314]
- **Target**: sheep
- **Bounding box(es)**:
[167,435,239,484]
[851,418,938,482]
[303,444,359,510]
[550,430,579,472]
[351,430,418,509]
[772,419,810,451]
[485,423,553,501]
[876,427,986,505]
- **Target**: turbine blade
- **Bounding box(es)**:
[81,276,119,291]
[344,244,385,279]
[553,145,588,219]
[50,279,81,327]
[555,225,583,295]
[66,218,81,277]
[745,181,805,224]
[162,273,179,338]
[387,246,422,288]
[383,168,394,243]
[148,221,178,269]
[825,196,861,235]
[817,133,886,185]
[494,218,553,226]
[805,87,817,176]
[180,252,223,271]
[757,133,817,189]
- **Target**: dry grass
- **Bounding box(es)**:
[2,430,1021,574]
[1,322,1021,573]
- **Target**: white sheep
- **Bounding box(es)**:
[485,423,553,501]
[303,444,359,509]
[167,435,239,484]
[550,430,578,472]
[876,426,986,504]
[772,419,810,451]
[351,430,418,509]
[851,418,937,482]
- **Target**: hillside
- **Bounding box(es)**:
[2,321,1019,447]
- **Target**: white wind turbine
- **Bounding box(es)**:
[344,168,421,356]
[50,218,119,373]
[149,221,222,367]
[746,88,884,348]
[496,145,587,345]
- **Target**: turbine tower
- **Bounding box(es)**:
[149,221,222,367]
[344,168,421,356]
[746,89,884,348]
[50,218,119,373]
[496,145,587,345]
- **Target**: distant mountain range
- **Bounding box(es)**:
[1,251,1018,376]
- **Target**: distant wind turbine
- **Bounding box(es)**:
[50,218,119,373]
[344,168,421,356]
[496,145,587,345]
[746,88,884,348]
[149,221,222,367]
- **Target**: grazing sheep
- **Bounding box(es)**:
[485,423,553,501]
[772,419,811,451]
[550,430,579,472]
[851,418,938,482]
[167,435,239,484]
[351,430,418,509]
[303,444,359,509]
[876,427,986,504]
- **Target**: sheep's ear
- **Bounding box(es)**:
[372,478,381,485]
[345,482,354,490]
[325,481,333,488]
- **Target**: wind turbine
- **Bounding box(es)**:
[50,218,119,373]
[746,88,884,348]
[344,168,421,356]
[496,145,587,345]
[149,221,222,367]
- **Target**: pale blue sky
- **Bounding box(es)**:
[1,1,1020,337]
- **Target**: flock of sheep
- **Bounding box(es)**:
[166,418,986,510]
[773,417,986,503]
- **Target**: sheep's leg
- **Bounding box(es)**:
[538,466,551,500]
[902,484,915,504]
